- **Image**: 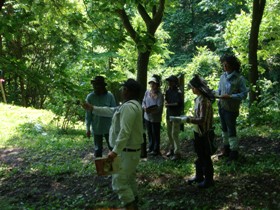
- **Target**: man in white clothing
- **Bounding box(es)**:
[83,79,143,209]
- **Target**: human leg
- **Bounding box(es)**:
[112,151,141,207]
[218,108,231,158]
[188,132,204,184]
[152,122,161,154]
[94,134,103,157]
[188,158,204,185]
[104,134,112,151]
[145,120,154,152]
[166,120,174,154]
[172,121,181,158]
[197,155,214,188]
[224,111,239,162]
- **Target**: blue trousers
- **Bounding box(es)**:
[218,108,239,137]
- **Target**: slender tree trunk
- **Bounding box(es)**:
[248,0,266,104]
[137,50,151,96]
[0,0,5,11]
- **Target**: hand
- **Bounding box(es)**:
[220,94,231,99]
[82,102,93,111]
[86,131,91,138]
[108,151,117,161]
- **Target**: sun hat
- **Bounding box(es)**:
[91,76,107,86]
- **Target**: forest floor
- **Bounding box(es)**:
[1,135,280,209]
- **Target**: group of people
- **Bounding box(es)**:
[82,54,248,209]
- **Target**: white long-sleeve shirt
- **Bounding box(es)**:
[92,100,144,155]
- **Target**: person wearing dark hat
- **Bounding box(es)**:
[85,76,116,158]
[83,78,143,209]
[165,75,184,160]
[217,55,248,163]
[142,74,164,156]
[171,74,215,188]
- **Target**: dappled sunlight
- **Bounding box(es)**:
[1,103,280,209]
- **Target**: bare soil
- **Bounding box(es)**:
[0,136,280,209]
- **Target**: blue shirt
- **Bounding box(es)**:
[217,71,248,112]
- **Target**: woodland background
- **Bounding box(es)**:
[0,1,280,209]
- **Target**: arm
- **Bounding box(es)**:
[231,76,248,100]
[83,102,117,117]
[220,76,248,100]
[85,96,92,134]
[85,110,92,133]
[188,98,207,126]
[109,92,117,107]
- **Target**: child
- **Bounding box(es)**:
[171,74,215,188]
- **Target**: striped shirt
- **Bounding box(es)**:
[189,95,213,136]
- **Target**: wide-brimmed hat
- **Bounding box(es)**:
[122,79,142,93]
[91,76,107,86]
[188,74,207,89]
[166,75,178,84]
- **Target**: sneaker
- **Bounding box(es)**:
[166,150,174,157]
[187,176,204,185]
[197,180,214,189]
[171,154,181,160]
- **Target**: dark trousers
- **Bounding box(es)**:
[94,134,111,157]
[145,120,161,153]
[193,132,214,181]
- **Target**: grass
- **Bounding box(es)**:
[0,102,280,209]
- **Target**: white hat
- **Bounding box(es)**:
[148,76,158,84]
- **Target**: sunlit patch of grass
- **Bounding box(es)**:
[1,103,280,209]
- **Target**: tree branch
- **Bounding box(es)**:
[137,0,165,35]
[116,8,137,42]
[137,3,152,26]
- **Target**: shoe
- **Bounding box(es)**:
[150,151,161,156]
[187,176,204,185]
[226,150,239,164]
[197,180,214,189]
[166,150,174,157]
[147,149,152,153]
[218,145,231,159]
[124,200,138,210]
[171,154,181,160]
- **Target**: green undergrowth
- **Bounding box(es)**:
[0,103,279,209]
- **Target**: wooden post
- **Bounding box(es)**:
[0,79,7,103]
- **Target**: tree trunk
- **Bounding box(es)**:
[137,50,151,97]
[117,1,165,97]
[248,0,266,104]
[0,0,5,11]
